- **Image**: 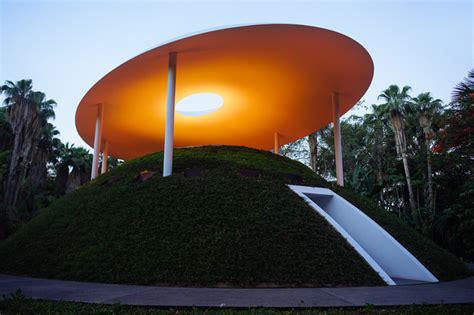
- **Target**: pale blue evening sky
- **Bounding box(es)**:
[1,0,473,149]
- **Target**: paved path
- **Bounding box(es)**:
[0,274,473,308]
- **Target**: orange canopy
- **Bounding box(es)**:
[76,24,373,160]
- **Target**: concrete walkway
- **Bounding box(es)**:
[0,274,473,308]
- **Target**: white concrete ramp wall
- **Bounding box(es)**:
[288,185,438,286]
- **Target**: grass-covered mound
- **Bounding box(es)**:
[0,146,468,287]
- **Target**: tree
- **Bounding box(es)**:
[0,80,56,211]
[65,146,92,193]
[378,85,417,217]
[281,73,473,259]
[281,137,309,165]
[26,93,58,193]
[452,69,474,103]
[308,131,318,172]
[54,143,92,195]
[429,69,473,260]
[411,92,443,213]
[363,104,387,204]
[314,125,336,180]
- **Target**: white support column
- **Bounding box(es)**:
[101,141,109,174]
[91,104,103,180]
[163,52,177,177]
[274,132,280,155]
[332,92,344,186]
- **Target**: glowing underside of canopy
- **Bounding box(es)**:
[75,24,374,160]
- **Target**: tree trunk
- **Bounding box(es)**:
[80,170,90,186]
[425,136,434,213]
[54,164,69,196]
[390,113,417,215]
[401,150,417,216]
[308,131,318,172]
[376,152,384,204]
[375,127,384,204]
[65,168,82,193]
[26,145,48,192]
[4,102,42,210]
[419,114,435,214]
[4,127,23,210]
[395,186,402,217]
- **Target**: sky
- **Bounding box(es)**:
[1,0,473,150]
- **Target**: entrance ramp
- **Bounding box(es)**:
[288,185,438,286]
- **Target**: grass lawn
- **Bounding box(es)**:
[1,292,473,315]
[0,146,468,287]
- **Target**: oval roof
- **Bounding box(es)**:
[76,24,373,160]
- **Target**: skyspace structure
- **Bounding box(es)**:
[75,24,374,182]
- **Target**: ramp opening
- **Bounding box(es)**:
[288,185,438,286]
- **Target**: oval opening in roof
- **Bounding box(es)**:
[176,93,224,116]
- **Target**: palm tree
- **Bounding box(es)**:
[438,69,474,152]
[65,146,92,193]
[378,85,417,215]
[0,80,56,209]
[27,92,58,191]
[55,143,92,195]
[452,69,474,103]
[54,142,74,195]
[363,104,387,205]
[1,79,37,209]
[28,122,60,190]
[308,131,318,172]
[412,92,443,213]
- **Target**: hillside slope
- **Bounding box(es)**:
[0,146,468,287]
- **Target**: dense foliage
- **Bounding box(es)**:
[282,70,474,261]
[0,80,119,238]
